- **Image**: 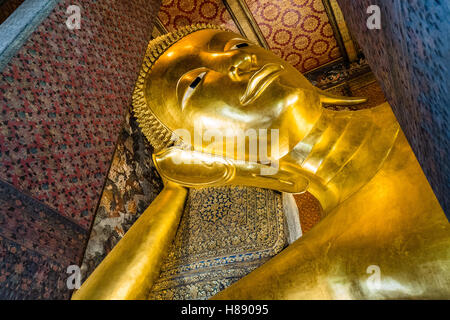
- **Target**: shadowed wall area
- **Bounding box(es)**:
[337,0,449,218]
[0,0,160,299]
[0,0,25,24]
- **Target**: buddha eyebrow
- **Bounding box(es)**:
[210,37,250,51]
[230,37,248,42]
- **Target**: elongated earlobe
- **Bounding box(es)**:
[318,89,368,106]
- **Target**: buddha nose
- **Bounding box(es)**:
[228,51,257,81]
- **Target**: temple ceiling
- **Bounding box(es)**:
[157,0,239,34]
[245,0,341,72]
[155,0,355,74]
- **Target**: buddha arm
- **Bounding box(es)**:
[72,182,187,300]
[213,132,450,299]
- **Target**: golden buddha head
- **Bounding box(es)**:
[133,24,365,159]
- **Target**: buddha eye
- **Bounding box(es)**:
[230,42,249,50]
[189,72,205,89]
[182,71,207,109]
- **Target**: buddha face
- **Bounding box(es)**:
[145,29,325,157]
[142,28,394,211]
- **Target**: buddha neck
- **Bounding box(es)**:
[281,103,400,213]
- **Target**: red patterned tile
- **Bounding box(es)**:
[0,180,87,299]
[0,0,160,228]
[159,0,239,33]
[246,0,341,72]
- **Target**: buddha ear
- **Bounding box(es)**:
[317,89,368,106]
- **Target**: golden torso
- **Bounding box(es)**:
[216,129,450,299]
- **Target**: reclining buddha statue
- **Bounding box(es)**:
[72,24,449,300]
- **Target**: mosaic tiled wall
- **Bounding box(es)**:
[80,111,163,280]
[0,0,161,299]
[158,0,239,33]
[246,0,341,72]
[0,180,86,299]
[337,0,450,218]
